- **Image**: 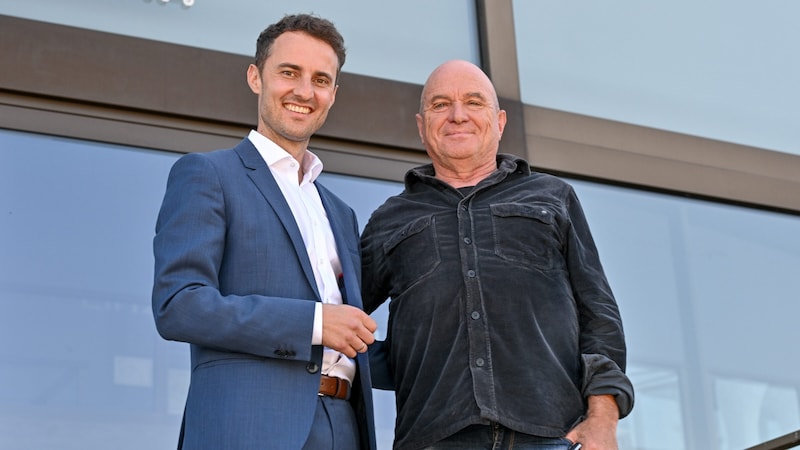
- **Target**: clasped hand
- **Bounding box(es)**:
[321,304,377,358]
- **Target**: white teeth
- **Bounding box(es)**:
[285,104,311,114]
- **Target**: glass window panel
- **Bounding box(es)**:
[0,0,479,84]
[2,128,799,449]
[617,365,685,448]
[714,377,800,449]
[0,130,185,449]
[513,0,800,156]
[570,178,800,449]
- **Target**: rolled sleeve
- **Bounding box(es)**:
[581,353,635,418]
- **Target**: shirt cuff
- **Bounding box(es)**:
[581,353,635,418]
[312,302,323,345]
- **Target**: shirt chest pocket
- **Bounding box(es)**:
[490,203,563,271]
[382,215,441,294]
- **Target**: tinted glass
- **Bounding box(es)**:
[0,0,479,84]
[513,0,800,156]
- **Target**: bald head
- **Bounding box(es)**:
[419,60,500,114]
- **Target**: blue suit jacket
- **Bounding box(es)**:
[152,139,376,449]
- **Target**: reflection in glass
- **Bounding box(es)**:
[617,365,685,449]
[714,377,800,449]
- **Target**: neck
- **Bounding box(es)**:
[256,127,308,163]
[433,159,496,188]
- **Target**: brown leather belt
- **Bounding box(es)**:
[319,374,350,400]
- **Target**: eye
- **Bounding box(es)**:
[280,70,297,78]
[430,102,450,112]
[314,77,331,87]
[466,100,486,110]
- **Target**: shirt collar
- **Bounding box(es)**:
[405,153,530,188]
[247,130,323,183]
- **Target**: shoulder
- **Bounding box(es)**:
[521,169,575,194]
[171,147,236,170]
[170,139,258,177]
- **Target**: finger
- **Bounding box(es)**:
[350,341,366,355]
[358,330,376,345]
[363,315,378,333]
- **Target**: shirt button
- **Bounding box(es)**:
[463,237,472,245]
[467,270,476,278]
[471,311,480,320]
[475,358,485,367]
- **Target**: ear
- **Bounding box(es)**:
[246,64,261,95]
[497,109,507,136]
[330,84,339,107]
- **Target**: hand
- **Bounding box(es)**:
[321,304,377,358]
[565,394,619,450]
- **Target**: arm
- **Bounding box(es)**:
[563,186,634,417]
[152,152,319,360]
[359,214,392,315]
[359,213,396,389]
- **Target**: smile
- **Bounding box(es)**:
[285,103,312,114]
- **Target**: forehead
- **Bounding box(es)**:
[423,67,493,102]
[267,31,339,74]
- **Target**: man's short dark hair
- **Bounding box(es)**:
[255,14,346,78]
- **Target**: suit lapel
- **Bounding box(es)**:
[233,140,320,300]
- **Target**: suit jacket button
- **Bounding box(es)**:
[306,362,319,374]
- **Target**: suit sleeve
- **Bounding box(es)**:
[151,152,317,361]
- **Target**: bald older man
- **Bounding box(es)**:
[361,60,633,450]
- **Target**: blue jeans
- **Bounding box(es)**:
[422,423,574,450]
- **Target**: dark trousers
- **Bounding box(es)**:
[302,396,359,450]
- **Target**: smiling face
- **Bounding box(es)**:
[416,60,506,173]
[247,31,339,158]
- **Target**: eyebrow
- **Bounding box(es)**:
[427,92,488,103]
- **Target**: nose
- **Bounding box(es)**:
[293,76,314,99]
[449,101,469,123]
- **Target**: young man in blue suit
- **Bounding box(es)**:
[152,14,378,450]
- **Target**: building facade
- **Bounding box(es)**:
[1,1,799,449]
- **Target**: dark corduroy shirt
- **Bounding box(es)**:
[361,155,634,450]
